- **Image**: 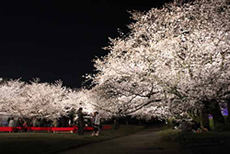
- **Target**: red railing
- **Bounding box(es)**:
[0,127,15,132]
[30,127,52,131]
[51,127,77,133]
[0,125,112,133]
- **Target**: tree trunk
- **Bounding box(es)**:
[125,116,129,125]
[139,120,142,125]
[201,108,210,130]
[166,117,173,128]
[226,99,230,129]
[188,108,201,122]
[209,100,225,131]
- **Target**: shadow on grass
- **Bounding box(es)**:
[156,129,230,154]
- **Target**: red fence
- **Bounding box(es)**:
[0,125,112,133]
[52,127,77,133]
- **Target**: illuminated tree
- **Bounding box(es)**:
[21,80,70,119]
[64,88,96,115]
[0,79,26,115]
[89,0,230,128]
[0,78,98,120]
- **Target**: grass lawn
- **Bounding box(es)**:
[0,125,144,154]
[156,128,230,154]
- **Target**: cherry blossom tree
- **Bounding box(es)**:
[0,79,26,115]
[0,79,68,120]
[0,78,97,121]
[64,88,96,115]
[21,79,70,119]
[89,0,230,129]
[0,0,229,130]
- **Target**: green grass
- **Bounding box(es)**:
[0,125,144,154]
[209,116,230,131]
[154,129,186,153]
[209,118,214,130]
[156,128,230,154]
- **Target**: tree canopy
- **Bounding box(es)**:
[88,0,230,120]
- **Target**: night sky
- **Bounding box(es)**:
[0,0,173,88]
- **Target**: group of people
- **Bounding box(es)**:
[179,120,208,133]
[7,117,28,131]
[6,107,102,136]
[8,116,53,128]
[77,107,101,136]
[8,117,27,127]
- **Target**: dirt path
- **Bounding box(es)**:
[57,127,184,154]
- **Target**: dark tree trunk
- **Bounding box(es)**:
[209,100,225,131]
[125,116,129,125]
[139,120,142,125]
[201,107,211,130]
[166,117,173,128]
[226,99,230,129]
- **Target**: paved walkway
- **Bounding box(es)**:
[58,127,184,154]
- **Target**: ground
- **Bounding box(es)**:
[58,126,184,154]
[1,125,230,154]
[58,126,230,154]
[0,125,144,154]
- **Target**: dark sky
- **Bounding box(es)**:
[0,0,173,88]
